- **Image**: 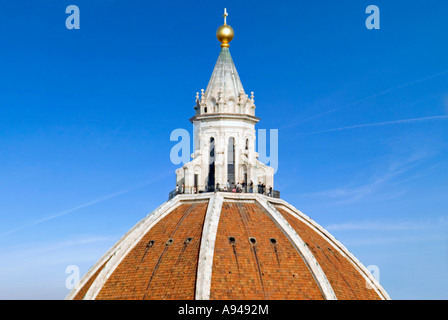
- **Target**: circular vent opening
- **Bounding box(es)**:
[146,240,155,248]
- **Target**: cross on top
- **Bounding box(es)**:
[223,8,228,24]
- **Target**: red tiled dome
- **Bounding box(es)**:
[66,193,390,300]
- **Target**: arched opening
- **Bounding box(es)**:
[208,137,215,191]
[227,137,235,185]
[242,164,248,192]
[228,99,235,113]
[194,166,200,194]
[211,98,217,113]
[245,138,249,151]
[257,168,266,194]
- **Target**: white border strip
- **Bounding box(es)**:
[82,197,184,300]
[195,193,224,300]
[254,194,337,300]
[65,195,181,300]
[268,197,391,300]
[67,194,210,300]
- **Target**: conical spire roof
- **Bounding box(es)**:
[204,47,245,107]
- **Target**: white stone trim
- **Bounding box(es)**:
[223,198,255,203]
[84,197,184,299]
[195,193,224,300]
[254,194,337,300]
[65,195,180,300]
[67,192,390,300]
[267,197,391,300]
[72,194,210,300]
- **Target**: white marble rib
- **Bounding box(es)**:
[195,193,224,300]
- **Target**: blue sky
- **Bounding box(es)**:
[0,0,447,299]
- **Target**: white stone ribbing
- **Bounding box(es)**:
[81,196,185,300]
[254,194,338,300]
[195,193,224,300]
[67,192,390,301]
[265,197,391,300]
[65,195,181,300]
[71,194,210,300]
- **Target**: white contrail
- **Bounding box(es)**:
[2,172,171,236]
[283,69,448,128]
[305,115,448,135]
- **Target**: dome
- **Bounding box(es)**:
[66,9,390,301]
[66,193,390,300]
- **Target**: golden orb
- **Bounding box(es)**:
[216,24,234,47]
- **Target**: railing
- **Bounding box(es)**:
[168,188,280,200]
[168,189,177,200]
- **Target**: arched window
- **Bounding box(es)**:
[227,137,235,184]
[228,99,235,113]
[245,139,249,151]
[212,98,217,113]
[208,137,215,191]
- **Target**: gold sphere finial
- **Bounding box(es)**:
[216,8,234,48]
